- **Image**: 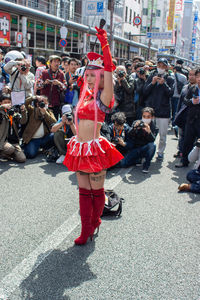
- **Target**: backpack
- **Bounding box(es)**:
[102,190,124,217]
[45,146,59,162]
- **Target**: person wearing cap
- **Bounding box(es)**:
[39,55,67,119]
[63,27,123,245]
[3,51,35,99]
[51,104,76,164]
[143,57,174,160]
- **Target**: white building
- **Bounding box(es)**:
[122,0,142,41]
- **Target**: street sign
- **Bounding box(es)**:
[158,48,169,52]
[133,16,142,26]
[59,39,67,47]
[146,32,173,40]
[85,0,105,16]
[60,26,68,39]
[16,32,23,44]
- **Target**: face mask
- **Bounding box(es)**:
[157,68,165,75]
[142,118,152,124]
[45,104,48,109]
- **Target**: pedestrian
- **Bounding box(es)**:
[63,27,123,245]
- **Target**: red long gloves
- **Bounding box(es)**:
[95,26,114,72]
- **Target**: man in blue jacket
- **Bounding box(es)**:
[143,58,174,160]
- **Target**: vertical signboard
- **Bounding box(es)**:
[168,0,176,30]
[190,11,198,61]
[0,12,10,46]
[182,0,193,39]
[175,0,183,13]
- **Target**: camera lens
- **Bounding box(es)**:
[21,65,27,72]
[39,101,45,108]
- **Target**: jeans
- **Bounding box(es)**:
[120,142,156,169]
[186,169,200,193]
[24,133,54,158]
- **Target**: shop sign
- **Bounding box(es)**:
[0,12,10,46]
[168,0,176,31]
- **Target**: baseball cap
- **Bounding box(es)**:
[49,55,61,62]
[62,105,72,115]
[157,58,169,66]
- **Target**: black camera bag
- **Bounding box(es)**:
[102,189,124,217]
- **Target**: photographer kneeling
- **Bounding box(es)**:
[0,93,26,162]
[51,105,76,164]
[109,112,130,156]
[119,107,158,173]
[23,95,56,158]
[178,139,200,194]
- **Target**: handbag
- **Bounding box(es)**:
[102,189,125,217]
[175,73,184,94]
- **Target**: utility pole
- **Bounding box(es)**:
[147,0,154,59]
[109,0,115,56]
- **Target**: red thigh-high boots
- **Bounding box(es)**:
[91,188,105,234]
[74,188,93,245]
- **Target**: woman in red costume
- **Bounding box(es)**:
[63,27,123,245]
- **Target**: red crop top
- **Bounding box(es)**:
[77,90,114,123]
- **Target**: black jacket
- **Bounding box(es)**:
[183,84,200,124]
[114,74,135,118]
[128,120,158,148]
[143,71,174,118]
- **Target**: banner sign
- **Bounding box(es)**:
[176,0,183,13]
[0,12,10,46]
[168,0,176,30]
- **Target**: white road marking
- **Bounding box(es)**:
[0,167,133,298]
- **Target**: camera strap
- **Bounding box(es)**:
[11,70,19,91]
[47,69,54,106]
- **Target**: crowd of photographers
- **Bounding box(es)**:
[1,49,200,194]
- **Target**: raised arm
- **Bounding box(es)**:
[95,27,114,107]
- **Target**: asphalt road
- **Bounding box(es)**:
[0,130,200,300]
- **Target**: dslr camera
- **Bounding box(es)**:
[133,120,145,135]
[63,112,73,122]
[21,65,27,72]
[33,96,45,108]
[118,70,126,78]
[7,105,22,122]
[139,68,145,75]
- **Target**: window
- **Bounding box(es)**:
[129,9,132,24]
[125,6,128,22]
[143,8,148,16]
[156,10,161,17]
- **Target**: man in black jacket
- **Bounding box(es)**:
[143,58,174,160]
[175,68,200,167]
[119,107,158,173]
[114,65,135,126]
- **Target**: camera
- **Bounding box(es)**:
[21,65,27,72]
[7,106,22,121]
[157,74,163,78]
[118,70,125,78]
[64,112,73,122]
[113,136,119,144]
[72,75,78,80]
[33,97,45,108]
[139,68,145,75]
[133,120,145,135]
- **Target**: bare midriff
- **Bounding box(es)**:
[77,119,102,142]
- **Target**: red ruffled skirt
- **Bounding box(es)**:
[63,136,123,173]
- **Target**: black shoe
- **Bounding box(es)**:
[174,151,181,158]
[175,162,188,168]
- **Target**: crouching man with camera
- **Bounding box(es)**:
[0,93,27,162]
[51,105,76,164]
[119,107,158,173]
[23,95,57,158]
[178,139,200,193]
[109,112,130,156]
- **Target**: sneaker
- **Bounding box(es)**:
[157,153,164,160]
[173,151,181,158]
[135,163,142,167]
[56,155,65,164]
[142,168,149,173]
[175,162,188,168]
